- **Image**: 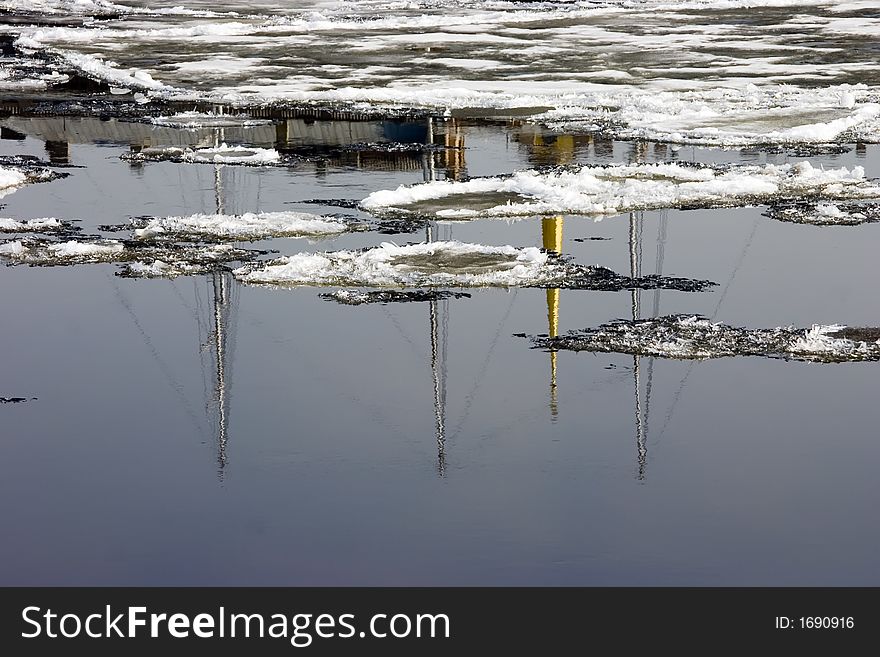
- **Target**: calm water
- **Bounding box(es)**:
[0,115,878,585]
[1,0,879,586]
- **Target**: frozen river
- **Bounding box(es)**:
[0,1,879,585]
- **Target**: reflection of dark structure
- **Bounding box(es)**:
[0,111,468,177]
[428,251,448,477]
[44,139,70,165]
[205,270,235,478]
[277,116,466,179]
[0,125,25,140]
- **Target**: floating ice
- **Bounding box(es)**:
[149,113,272,129]
[116,244,255,278]
[0,168,28,197]
[0,0,127,16]
[0,217,66,232]
[121,143,284,166]
[132,211,353,241]
[320,289,472,306]
[0,238,124,263]
[1,0,237,18]
[765,201,880,226]
[234,240,715,292]
[0,163,67,200]
[361,161,880,218]
[11,2,880,148]
[541,89,880,147]
[526,315,880,363]
[0,237,260,274]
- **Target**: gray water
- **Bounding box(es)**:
[1,113,878,585]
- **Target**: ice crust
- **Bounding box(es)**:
[133,212,351,241]
[528,315,880,363]
[361,161,880,218]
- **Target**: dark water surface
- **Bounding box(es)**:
[1,116,878,585]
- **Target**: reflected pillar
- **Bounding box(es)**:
[542,215,563,420]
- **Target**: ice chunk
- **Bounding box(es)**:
[765,201,880,226]
[122,143,283,166]
[319,289,471,306]
[361,162,880,218]
[0,217,65,232]
[234,240,715,292]
[0,238,124,263]
[0,238,260,273]
[0,167,28,197]
[149,113,272,129]
[132,212,351,241]
[526,315,880,363]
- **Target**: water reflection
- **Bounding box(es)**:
[0,110,469,179]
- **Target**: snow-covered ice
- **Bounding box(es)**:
[0,217,65,232]
[133,211,353,240]
[234,240,716,291]
[121,143,283,166]
[361,161,880,218]
[527,315,880,363]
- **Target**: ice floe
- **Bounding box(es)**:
[121,143,284,166]
[234,240,715,292]
[116,244,255,278]
[361,161,880,218]
[131,211,355,241]
[1,0,238,18]
[540,87,880,147]
[0,163,66,199]
[319,289,471,305]
[11,3,880,149]
[765,201,880,226]
[0,238,123,263]
[0,168,28,195]
[525,315,880,363]
[0,0,127,17]
[0,237,261,275]
[148,112,273,129]
[0,217,67,232]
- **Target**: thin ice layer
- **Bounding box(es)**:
[765,201,880,226]
[319,289,471,305]
[234,240,715,292]
[541,88,880,146]
[0,217,65,232]
[132,211,352,240]
[149,112,272,129]
[0,164,67,200]
[0,237,260,272]
[0,239,124,263]
[0,168,28,197]
[361,161,880,218]
[10,1,880,145]
[121,143,283,166]
[527,315,880,363]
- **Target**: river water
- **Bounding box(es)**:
[0,0,878,585]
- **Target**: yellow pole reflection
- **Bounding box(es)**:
[542,215,563,421]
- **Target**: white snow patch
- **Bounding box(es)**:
[149,112,272,129]
[124,143,282,165]
[47,240,124,258]
[0,240,27,257]
[235,241,550,288]
[0,167,28,195]
[0,217,64,232]
[362,161,880,218]
[133,211,350,240]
